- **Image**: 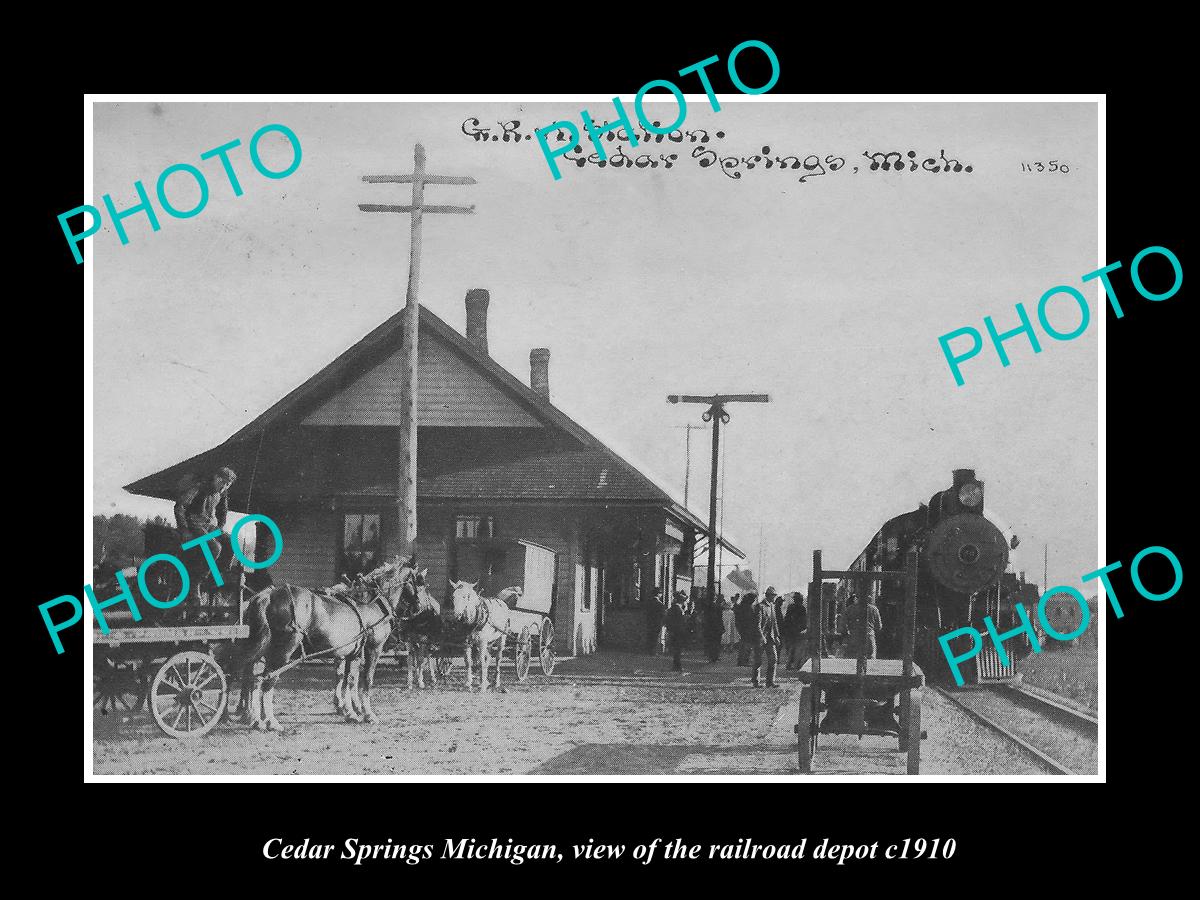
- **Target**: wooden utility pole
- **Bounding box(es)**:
[669,422,708,508]
[667,394,770,606]
[359,145,475,555]
[758,522,765,589]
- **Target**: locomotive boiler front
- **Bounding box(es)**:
[922,469,1008,596]
[923,513,1009,595]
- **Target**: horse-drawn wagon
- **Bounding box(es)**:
[92,533,252,739]
[436,539,558,685]
[95,548,430,735]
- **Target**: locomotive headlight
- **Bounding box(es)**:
[958,483,983,507]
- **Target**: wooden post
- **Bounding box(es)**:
[902,549,918,678]
[358,146,476,559]
[812,549,822,677]
[899,549,919,752]
[396,145,425,555]
[706,407,721,603]
[666,393,769,605]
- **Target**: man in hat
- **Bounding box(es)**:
[174,467,237,600]
[664,591,691,672]
[750,590,784,687]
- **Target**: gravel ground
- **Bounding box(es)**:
[92,649,1044,776]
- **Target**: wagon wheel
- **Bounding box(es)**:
[148,650,228,739]
[795,685,816,773]
[93,657,147,716]
[906,689,923,775]
[514,626,533,682]
[538,618,556,675]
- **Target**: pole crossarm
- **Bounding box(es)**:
[359,204,475,214]
[668,394,771,405]
[362,174,477,185]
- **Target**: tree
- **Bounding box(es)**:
[92,514,150,579]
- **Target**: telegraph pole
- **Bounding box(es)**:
[359,145,475,556]
[758,523,765,589]
[669,422,708,509]
[667,394,770,606]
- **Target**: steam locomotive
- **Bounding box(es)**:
[833,468,1038,685]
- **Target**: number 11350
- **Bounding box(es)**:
[1021,160,1070,173]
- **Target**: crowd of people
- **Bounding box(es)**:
[641,582,889,687]
[642,584,819,687]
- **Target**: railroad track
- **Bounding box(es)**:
[933,684,1097,775]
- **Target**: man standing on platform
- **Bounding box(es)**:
[750,591,783,687]
[665,591,690,672]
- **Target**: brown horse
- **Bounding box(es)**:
[236,557,426,730]
[448,581,511,692]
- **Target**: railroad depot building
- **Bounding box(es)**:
[126,290,742,656]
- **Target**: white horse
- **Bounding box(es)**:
[449,581,511,692]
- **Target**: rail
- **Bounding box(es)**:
[932,685,1097,776]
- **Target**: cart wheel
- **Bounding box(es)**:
[514,627,532,682]
[436,656,454,679]
[795,685,815,773]
[906,689,923,775]
[93,657,147,716]
[538,619,556,675]
[148,650,228,739]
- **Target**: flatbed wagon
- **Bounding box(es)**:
[92,563,251,739]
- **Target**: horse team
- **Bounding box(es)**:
[233,557,520,731]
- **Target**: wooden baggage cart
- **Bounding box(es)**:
[794,548,925,774]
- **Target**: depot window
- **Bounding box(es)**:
[341,513,382,578]
[455,515,495,540]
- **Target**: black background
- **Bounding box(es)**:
[19,27,1187,886]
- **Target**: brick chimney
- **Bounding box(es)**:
[530,348,551,398]
[464,288,489,354]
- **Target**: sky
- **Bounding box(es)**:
[92,100,1098,593]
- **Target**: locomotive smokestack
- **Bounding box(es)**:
[952,468,976,486]
[464,288,490,354]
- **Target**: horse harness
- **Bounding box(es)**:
[265,576,410,680]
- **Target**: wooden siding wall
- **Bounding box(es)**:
[604,606,648,650]
[268,505,338,590]
[302,332,542,428]
[408,507,451,609]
